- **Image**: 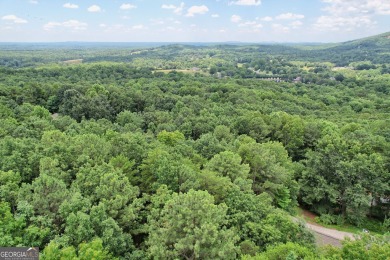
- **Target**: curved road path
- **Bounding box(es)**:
[305,222,356,247]
[293,217,356,247]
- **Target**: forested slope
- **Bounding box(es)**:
[0,34,389,259]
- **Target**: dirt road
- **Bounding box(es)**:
[305,222,355,247]
[293,209,356,247]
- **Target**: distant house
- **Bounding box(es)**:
[293,76,302,83]
[62,59,83,65]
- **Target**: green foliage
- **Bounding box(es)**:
[257,211,315,247]
[239,240,260,256]
[116,110,144,131]
[205,151,250,182]
[0,170,21,210]
[300,129,389,225]
[21,174,69,227]
[78,238,116,260]
[321,233,390,260]
[239,141,298,211]
[157,130,185,146]
[243,242,318,260]
[0,40,389,258]
[0,202,24,246]
[42,238,116,260]
[73,163,139,220]
[147,189,239,259]
[140,147,200,193]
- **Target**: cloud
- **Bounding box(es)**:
[161,4,176,9]
[186,5,209,17]
[239,21,262,28]
[290,20,303,29]
[100,24,126,32]
[313,0,385,32]
[174,3,185,15]
[260,16,273,22]
[276,13,304,20]
[231,15,242,23]
[364,0,390,15]
[150,19,164,25]
[272,23,290,33]
[63,3,79,9]
[29,0,38,4]
[160,25,183,32]
[87,5,101,12]
[95,23,147,33]
[237,19,263,33]
[2,15,28,24]
[238,21,256,27]
[314,15,375,31]
[43,20,87,31]
[120,4,137,10]
[321,0,390,16]
[43,22,61,30]
[162,2,185,15]
[211,14,220,18]
[132,24,145,30]
[230,0,261,6]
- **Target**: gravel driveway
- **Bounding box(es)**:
[305,222,356,247]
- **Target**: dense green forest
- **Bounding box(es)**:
[0,33,389,259]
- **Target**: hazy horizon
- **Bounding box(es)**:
[1,0,390,43]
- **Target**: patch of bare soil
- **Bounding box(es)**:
[299,208,322,227]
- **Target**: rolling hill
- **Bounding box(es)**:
[298,32,390,66]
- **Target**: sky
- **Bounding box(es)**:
[1,0,390,43]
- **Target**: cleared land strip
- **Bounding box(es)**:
[293,217,356,247]
[305,222,356,247]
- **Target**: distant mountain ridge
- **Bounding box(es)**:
[291,32,390,66]
[0,32,388,68]
[342,31,390,45]
[330,31,390,51]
